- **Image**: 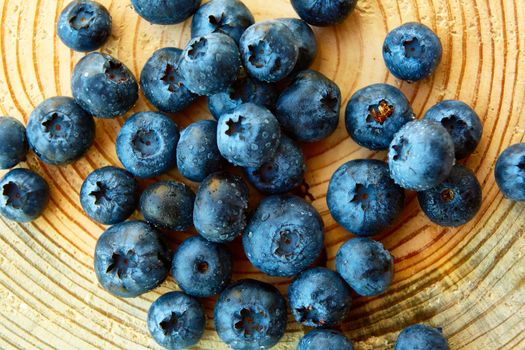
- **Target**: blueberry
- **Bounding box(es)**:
[191,0,255,44]
[495,143,525,201]
[0,169,49,223]
[336,238,394,297]
[57,0,111,52]
[80,166,138,225]
[388,120,455,191]
[116,112,179,178]
[176,120,225,182]
[148,291,205,350]
[93,220,171,298]
[395,324,449,350]
[276,69,341,142]
[297,329,355,350]
[208,76,277,120]
[26,96,95,165]
[278,18,317,73]
[418,165,482,227]
[327,159,405,236]
[178,33,241,96]
[217,103,281,168]
[243,195,324,277]
[383,22,443,82]
[0,117,27,169]
[239,20,299,82]
[291,0,357,27]
[131,0,201,25]
[423,100,482,159]
[172,235,232,297]
[140,180,195,231]
[140,48,198,113]
[345,83,415,150]
[214,279,287,350]
[245,136,305,194]
[72,52,138,118]
[289,267,352,327]
[193,172,249,242]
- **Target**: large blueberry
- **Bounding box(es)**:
[495,143,525,201]
[388,120,455,191]
[245,136,305,194]
[80,166,138,225]
[57,0,111,52]
[298,329,354,350]
[383,22,443,82]
[178,33,241,96]
[0,169,49,223]
[327,159,405,236]
[0,117,27,169]
[131,0,201,25]
[276,69,341,142]
[93,220,171,298]
[289,267,352,327]
[395,324,449,350]
[191,0,254,44]
[424,100,482,159]
[172,235,232,297]
[193,172,249,242]
[217,103,281,168]
[140,48,198,113]
[140,180,195,231]
[278,18,317,73]
[148,292,205,350]
[72,52,138,118]
[291,0,357,27]
[116,112,179,178]
[243,195,324,277]
[26,96,95,165]
[418,165,482,227]
[345,83,415,150]
[214,279,287,350]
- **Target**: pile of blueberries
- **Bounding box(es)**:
[1,0,525,349]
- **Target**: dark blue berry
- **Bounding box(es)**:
[291,0,357,27]
[131,0,201,25]
[0,117,27,169]
[495,143,525,201]
[395,324,449,350]
[298,329,355,350]
[278,18,317,73]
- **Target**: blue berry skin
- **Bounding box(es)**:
[495,143,525,201]
[177,120,224,182]
[289,267,352,327]
[245,136,305,194]
[93,220,171,298]
[217,103,281,168]
[116,112,179,178]
[239,20,299,83]
[291,0,357,27]
[327,159,405,237]
[0,169,49,223]
[0,117,27,169]
[71,52,138,118]
[383,22,443,82]
[336,238,394,297]
[388,120,455,191]
[345,83,415,150]
[298,330,355,350]
[148,292,205,350]
[395,324,450,350]
[178,33,241,96]
[172,235,232,297]
[278,18,317,73]
[57,0,111,52]
[418,165,482,227]
[131,0,201,25]
[424,100,483,160]
[140,48,198,113]
[80,166,138,225]
[140,180,195,231]
[276,70,341,142]
[208,76,277,120]
[193,172,249,242]
[214,279,287,350]
[243,195,324,277]
[26,97,95,165]
[191,0,255,44]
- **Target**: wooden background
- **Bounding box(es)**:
[0,0,524,349]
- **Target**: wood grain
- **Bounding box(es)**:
[0,0,524,349]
